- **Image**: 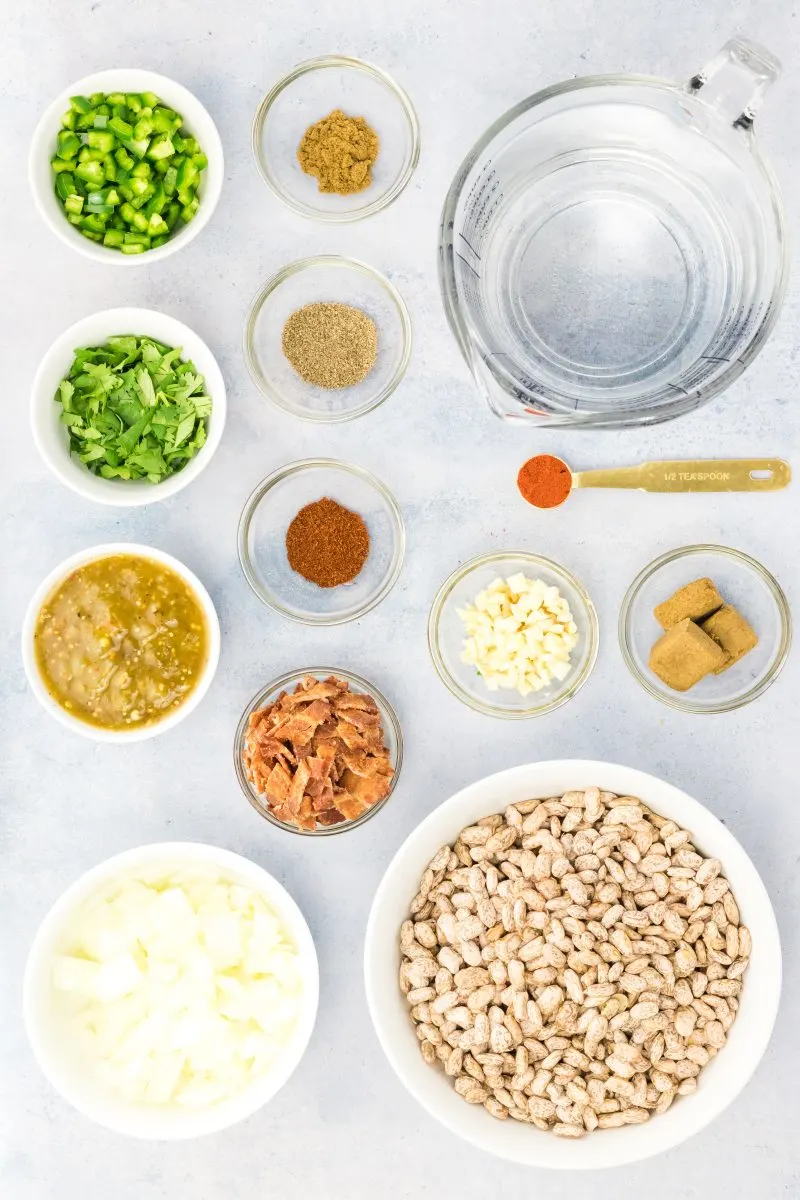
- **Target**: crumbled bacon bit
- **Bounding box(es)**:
[242,675,394,831]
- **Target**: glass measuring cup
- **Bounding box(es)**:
[439,39,788,429]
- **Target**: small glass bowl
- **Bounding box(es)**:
[238,458,405,625]
[428,551,599,719]
[244,256,412,423]
[234,667,403,836]
[252,55,419,222]
[619,544,791,714]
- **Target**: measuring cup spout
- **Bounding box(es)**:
[688,37,781,129]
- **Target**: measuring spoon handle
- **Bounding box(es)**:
[573,458,791,493]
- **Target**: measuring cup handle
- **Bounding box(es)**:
[688,38,781,129]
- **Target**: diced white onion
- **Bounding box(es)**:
[51,868,303,1108]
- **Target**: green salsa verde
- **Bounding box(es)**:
[34,554,208,730]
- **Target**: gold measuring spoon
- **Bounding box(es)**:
[517,456,792,510]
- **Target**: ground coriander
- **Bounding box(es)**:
[282,302,378,389]
[296,109,379,195]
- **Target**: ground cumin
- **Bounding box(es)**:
[297,109,379,195]
[285,497,370,588]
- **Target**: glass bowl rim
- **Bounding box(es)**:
[427,550,600,720]
[242,254,413,423]
[233,665,404,837]
[251,54,420,223]
[237,456,406,625]
[618,543,792,714]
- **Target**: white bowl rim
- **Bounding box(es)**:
[29,68,224,266]
[30,306,227,507]
[23,841,319,1139]
[21,542,221,742]
[364,759,782,1169]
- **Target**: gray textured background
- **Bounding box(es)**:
[2,2,799,1197]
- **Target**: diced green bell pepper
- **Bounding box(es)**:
[80,213,107,233]
[57,130,81,158]
[108,115,133,139]
[176,158,197,195]
[147,134,174,161]
[152,106,177,133]
[181,197,199,223]
[75,160,105,186]
[51,89,208,253]
[87,130,115,152]
[122,137,150,159]
[143,184,166,216]
[56,172,78,200]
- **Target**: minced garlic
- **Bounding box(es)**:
[457,573,578,696]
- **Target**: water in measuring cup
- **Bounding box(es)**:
[456,102,764,417]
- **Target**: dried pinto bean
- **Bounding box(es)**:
[399,787,750,1138]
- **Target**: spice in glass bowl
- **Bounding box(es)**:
[282,302,378,390]
[286,498,370,588]
[296,109,379,195]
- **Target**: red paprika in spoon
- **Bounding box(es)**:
[517,455,573,509]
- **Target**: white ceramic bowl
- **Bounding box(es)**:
[31,307,227,506]
[364,760,781,1169]
[24,842,319,1139]
[29,69,224,265]
[21,542,221,742]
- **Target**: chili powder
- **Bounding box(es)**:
[285,497,370,587]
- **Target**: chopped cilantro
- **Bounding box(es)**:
[55,335,212,484]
